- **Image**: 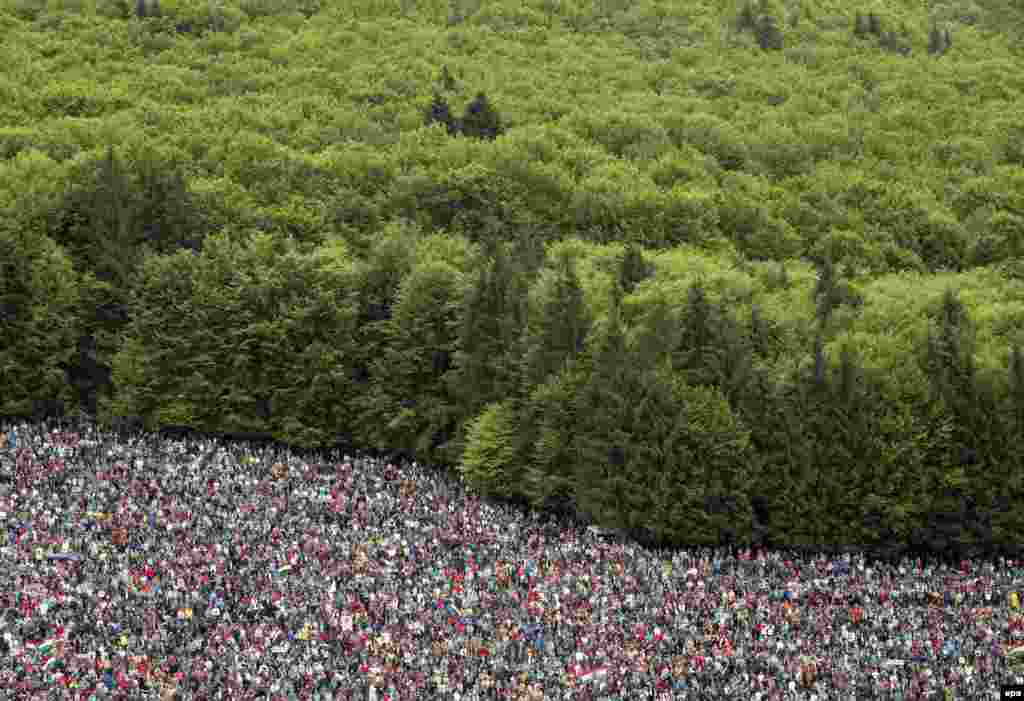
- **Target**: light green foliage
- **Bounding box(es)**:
[830,268,1024,396]
[2,0,1016,268]
[647,144,720,191]
[458,400,519,498]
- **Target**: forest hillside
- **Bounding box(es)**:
[2,0,1024,558]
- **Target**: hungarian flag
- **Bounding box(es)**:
[578,666,608,684]
[36,638,60,656]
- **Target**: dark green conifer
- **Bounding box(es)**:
[813,334,827,389]
[671,279,750,397]
[750,304,769,358]
[868,12,884,35]
[460,92,504,141]
[449,236,525,423]
[520,249,591,389]
[618,243,653,295]
[813,258,837,324]
[424,92,459,136]
[854,12,869,38]
[1010,345,1024,437]
[440,64,458,92]
[836,343,859,405]
[928,27,944,55]
[737,2,757,32]
[756,15,784,50]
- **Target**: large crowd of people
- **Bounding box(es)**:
[0,417,1022,700]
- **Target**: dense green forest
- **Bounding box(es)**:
[2,0,1024,558]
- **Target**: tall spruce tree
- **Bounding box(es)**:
[633,296,680,374]
[756,15,784,51]
[854,12,869,38]
[737,2,757,32]
[812,333,827,390]
[674,280,715,383]
[449,236,526,439]
[812,257,862,326]
[813,258,838,325]
[569,282,641,531]
[867,12,881,35]
[836,343,858,406]
[515,249,592,508]
[750,303,771,359]
[928,26,944,55]
[618,242,653,295]
[1011,345,1024,440]
[460,92,504,141]
[917,288,985,532]
[520,249,591,389]
[439,64,458,92]
[424,92,460,136]
[672,279,751,399]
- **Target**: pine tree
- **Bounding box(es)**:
[836,343,859,406]
[569,282,651,534]
[1010,345,1024,440]
[440,64,458,92]
[520,249,591,389]
[460,92,504,141]
[617,242,653,295]
[756,15,784,51]
[750,303,770,358]
[633,297,678,375]
[854,12,869,38]
[812,258,838,324]
[86,145,134,284]
[943,29,952,53]
[675,280,714,384]
[812,334,827,390]
[737,2,757,32]
[928,27,944,55]
[867,12,881,35]
[449,237,525,427]
[424,92,459,136]
[881,31,911,56]
[671,279,750,398]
